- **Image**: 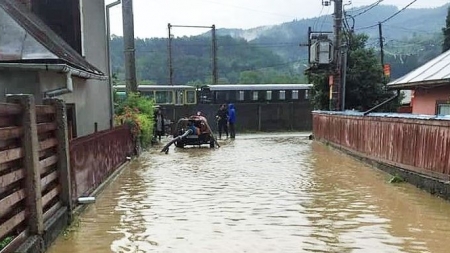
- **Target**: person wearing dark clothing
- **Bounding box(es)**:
[154,108,165,141]
[215,104,228,139]
[228,103,236,139]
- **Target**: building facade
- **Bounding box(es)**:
[0,0,111,138]
[388,49,450,116]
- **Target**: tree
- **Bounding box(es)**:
[443,7,450,52]
[307,33,399,111]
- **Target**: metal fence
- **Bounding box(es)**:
[69,125,135,205]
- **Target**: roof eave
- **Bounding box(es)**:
[0,62,106,80]
[388,79,450,90]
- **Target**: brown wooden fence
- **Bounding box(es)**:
[0,102,28,253]
[0,96,72,253]
[313,112,450,181]
[0,95,135,253]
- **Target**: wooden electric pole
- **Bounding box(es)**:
[212,25,218,85]
[378,22,387,85]
[122,0,137,93]
[332,0,343,111]
[168,23,174,85]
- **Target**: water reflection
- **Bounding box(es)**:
[49,134,450,253]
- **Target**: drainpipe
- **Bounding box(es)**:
[363,90,400,116]
[106,0,122,128]
[44,68,74,98]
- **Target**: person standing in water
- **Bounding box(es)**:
[227,103,236,139]
[154,108,165,142]
[215,104,229,139]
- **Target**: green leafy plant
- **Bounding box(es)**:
[114,92,155,147]
[389,174,405,184]
[0,236,14,250]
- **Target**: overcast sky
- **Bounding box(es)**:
[105,0,449,38]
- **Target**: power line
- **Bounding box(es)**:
[313,5,325,31]
[355,0,418,31]
[352,0,384,18]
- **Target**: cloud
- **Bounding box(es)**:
[106,0,448,38]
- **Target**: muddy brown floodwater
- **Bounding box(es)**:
[48,133,450,253]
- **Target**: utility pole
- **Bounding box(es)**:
[332,0,343,111]
[106,0,121,128]
[212,25,218,85]
[122,0,137,93]
[341,43,348,111]
[167,24,217,85]
[378,22,386,84]
[168,23,173,85]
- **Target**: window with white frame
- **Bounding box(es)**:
[292,90,299,100]
[437,103,450,115]
[252,91,258,101]
[279,90,286,100]
[266,91,272,100]
[238,91,245,101]
[305,89,310,100]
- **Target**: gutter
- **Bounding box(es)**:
[0,63,106,80]
[363,90,400,116]
[0,62,106,98]
[44,69,73,98]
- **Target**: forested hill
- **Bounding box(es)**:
[110,35,305,85]
[110,4,449,84]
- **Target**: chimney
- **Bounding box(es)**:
[16,0,31,10]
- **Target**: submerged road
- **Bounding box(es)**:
[49,133,450,253]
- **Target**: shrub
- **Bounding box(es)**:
[114,92,155,147]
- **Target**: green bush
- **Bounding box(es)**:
[114,92,155,147]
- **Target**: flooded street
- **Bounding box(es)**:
[49,133,450,253]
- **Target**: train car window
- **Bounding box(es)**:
[252,91,258,101]
[279,90,286,100]
[187,90,196,104]
[116,91,126,101]
[175,91,184,105]
[237,91,245,101]
[141,91,155,101]
[155,91,174,104]
[266,91,272,100]
[305,90,310,100]
[292,90,299,100]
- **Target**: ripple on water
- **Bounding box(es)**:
[47,134,450,253]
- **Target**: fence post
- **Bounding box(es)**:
[6,94,44,235]
[44,99,73,215]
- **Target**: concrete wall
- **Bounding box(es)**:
[79,0,110,134]
[412,86,450,115]
[0,69,40,100]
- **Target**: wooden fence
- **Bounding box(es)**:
[0,102,28,253]
[0,95,136,253]
[0,96,71,253]
[313,112,450,181]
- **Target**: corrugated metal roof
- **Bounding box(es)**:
[0,0,104,78]
[388,49,450,88]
